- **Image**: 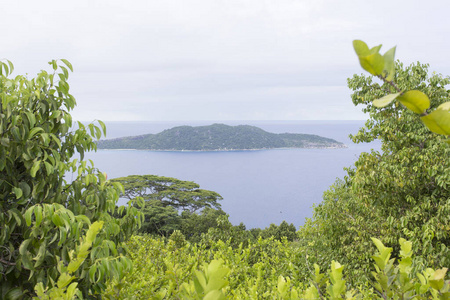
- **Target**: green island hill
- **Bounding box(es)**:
[96,123,346,151]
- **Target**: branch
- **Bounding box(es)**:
[0,257,16,266]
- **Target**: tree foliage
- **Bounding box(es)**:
[180,207,227,243]
[112,174,222,213]
[138,200,181,236]
[0,60,142,299]
[298,48,450,285]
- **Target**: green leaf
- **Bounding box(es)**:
[7,60,14,75]
[369,44,382,54]
[397,90,430,114]
[18,182,31,198]
[44,161,53,176]
[24,111,36,128]
[34,205,43,227]
[0,137,9,147]
[86,221,103,243]
[437,101,450,111]
[4,287,24,300]
[24,207,34,227]
[371,238,385,253]
[19,239,33,269]
[433,268,447,281]
[373,92,401,108]
[51,60,57,70]
[89,264,98,283]
[421,109,450,135]
[13,187,23,199]
[98,120,107,136]
[67,258,84,273]
[52,214,64,227]
[30,160,41,177]
[60,59,73,72]
[359,53,385,76]
[9,208,22,226]
[399,238,412,257]
[66,282,79,299]
[204,290,226,300]
[57,272,75,289]
[28,127,44,139]
[353,40,370,56]
[34,241,47,268]
[383,46,396,81]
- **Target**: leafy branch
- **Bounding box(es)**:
[353,40,450,135]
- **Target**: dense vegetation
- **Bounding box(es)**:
[103,235,447,299]
[96,123,345,150]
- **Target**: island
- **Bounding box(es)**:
[96,123,346,151]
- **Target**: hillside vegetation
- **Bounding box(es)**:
[96,123,345,150]
[1,40,450,299]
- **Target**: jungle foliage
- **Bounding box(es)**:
[2,39,450,299]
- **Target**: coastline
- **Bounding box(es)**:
[98,144,348,152]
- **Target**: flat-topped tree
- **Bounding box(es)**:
[111,175,222,213]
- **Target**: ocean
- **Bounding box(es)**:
[84,120,381,229]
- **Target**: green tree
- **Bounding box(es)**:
[259,221,297,242]
[112,174,222,213]
[180,207,227,243]
[0,60,142,298]
[299,60,450,285]
[139,200,180,236]
[201,215,255,248]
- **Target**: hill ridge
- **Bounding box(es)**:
[96,123,346,150]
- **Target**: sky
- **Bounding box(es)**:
[1,0,450,121]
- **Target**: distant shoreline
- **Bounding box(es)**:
[97,123,347,151]
[98,145,348,152]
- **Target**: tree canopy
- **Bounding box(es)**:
[111,174,222,213]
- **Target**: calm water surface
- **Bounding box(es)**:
[85,121,380,229]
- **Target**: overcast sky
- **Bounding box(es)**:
[2,0,449,121]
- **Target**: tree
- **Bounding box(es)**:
[258,221,297,242]
[299,59,450,285]
[139,200,180,236]
[0,60,142,298]
[112,174,222,212]
[201,214,255,248]
[180,207,227,243]
[112,175,223,238]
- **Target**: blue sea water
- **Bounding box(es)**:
[84,120,381,229]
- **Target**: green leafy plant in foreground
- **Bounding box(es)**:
[105,235,449,299]
[353,40,450,135]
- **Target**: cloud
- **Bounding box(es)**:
[2,0,449,121]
